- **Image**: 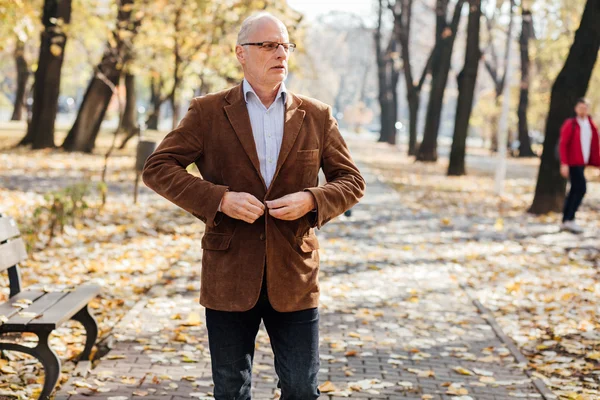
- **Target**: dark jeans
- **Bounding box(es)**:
[205,275,321,400]
[563,166,587,222]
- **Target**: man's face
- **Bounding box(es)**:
[236,18,290,87]
[575,102,589,118]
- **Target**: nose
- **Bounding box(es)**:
[275,44,288,58]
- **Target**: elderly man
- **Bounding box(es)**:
[142,12,365,399]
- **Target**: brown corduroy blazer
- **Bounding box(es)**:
[142,83,365,312]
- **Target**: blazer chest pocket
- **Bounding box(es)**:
[296,149,320,187]
[296,149,319,163]
[201,232,232,251]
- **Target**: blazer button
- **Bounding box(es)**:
[259,233,266,241]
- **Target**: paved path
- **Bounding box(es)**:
[56,164,544,400]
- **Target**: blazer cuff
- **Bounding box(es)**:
[204,185,229,228]
[304,188,325,229]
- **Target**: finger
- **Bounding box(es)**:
[237,211,256,224]
[246,194,266,210]
[269,206,295,220]
[266,196,290,209]
[238,208,262,222]
[245,203,265,216]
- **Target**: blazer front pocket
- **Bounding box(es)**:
[201,232,233,251]
[296,234,319,253]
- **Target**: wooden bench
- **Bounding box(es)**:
[0,214,101,400]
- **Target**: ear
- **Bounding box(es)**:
[235,45,245,65]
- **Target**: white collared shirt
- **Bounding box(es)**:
[578,117,592,164]
[243,78,287,189]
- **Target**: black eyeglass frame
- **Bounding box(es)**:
[240,41,297,52]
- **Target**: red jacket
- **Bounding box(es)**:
[559,116,600,167]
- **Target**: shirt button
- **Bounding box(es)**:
[259,233,266,241]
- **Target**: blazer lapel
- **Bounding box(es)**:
[224,84,267,190]
[268,93,305,195]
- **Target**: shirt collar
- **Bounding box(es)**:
[243,78,287,106]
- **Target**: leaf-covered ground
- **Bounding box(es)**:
[0,128,205,399]
[0,127,599,399]
[348,133,600,400]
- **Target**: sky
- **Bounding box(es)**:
[286,0,374,21]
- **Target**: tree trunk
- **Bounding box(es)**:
[529,0,600,214]
[490,94,500,151]
[392,0,432,156]
[62,0,137,152]
[170,11,182,131]
[19,0,71,148]
[146,76,162,130]
[517,9,535,157]
[407,91,419,155]
[61,58,121,152]
[389,61,400,145]
[117,74,141,149]
[448,0,481,176]
[417,0,466,162]
[375,0,394,144]
[120,73,137,133]
[11,39,29,121]
[170,92,180,131]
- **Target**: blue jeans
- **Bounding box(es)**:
[205,276,321,400]
[563,166,586,222]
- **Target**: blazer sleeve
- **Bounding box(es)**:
[304,106,366,229]
[559,118,573,165]
[142,98,229,228]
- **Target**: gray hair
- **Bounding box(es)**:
[237,12,287,45]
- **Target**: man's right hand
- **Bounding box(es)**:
[220,192,265,223]
[560,164,569,179]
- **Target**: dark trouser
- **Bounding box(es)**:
[205,275,321,400]
[563,166,587,222]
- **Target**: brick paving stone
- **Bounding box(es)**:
[56,160,545,400]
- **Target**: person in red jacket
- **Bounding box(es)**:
[558,98,600,233]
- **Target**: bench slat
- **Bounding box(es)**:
[0,290,46,327]
[5,292,68,326]
[26,284,101,330]
[0,217,20,243]
[0,239,27,273]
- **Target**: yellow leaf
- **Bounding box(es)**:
[494,218,504,231]
[453,366,474,375]
[74,380,94,389]
[586,351,600,360]
[318,381,337,393]
[1,365,17,374]
[182,355,198,363]
[105,354,126,360]
[181,312,202,327]
[408,368,435,377]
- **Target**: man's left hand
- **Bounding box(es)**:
[266,192,316,221]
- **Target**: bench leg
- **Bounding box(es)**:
[71,305,98,361]
[0,330,61,400]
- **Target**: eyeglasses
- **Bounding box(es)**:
[240,41,297,52]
